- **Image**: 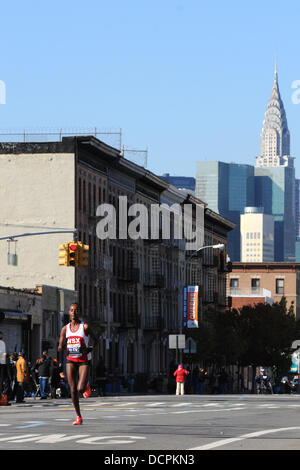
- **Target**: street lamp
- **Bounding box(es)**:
[187,243,225,259]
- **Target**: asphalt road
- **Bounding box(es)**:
[1,393,300,453]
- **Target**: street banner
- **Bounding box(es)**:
[183,286,199,328]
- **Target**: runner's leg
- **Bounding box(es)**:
[66,362,81,417]
[77,364,89,394]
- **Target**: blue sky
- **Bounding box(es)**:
[1,1,300,178]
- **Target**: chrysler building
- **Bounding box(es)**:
[256,64,293,168]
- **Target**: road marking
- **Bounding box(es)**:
[0,432,147,446]
[57,403,139,411]
[16,422,47,429]
[202,403,222,407]
[0,434,41,442]
[188,426,300,450]
[145,402,166,407]
[171,402,192,407]
[107,402,138,407]
[77,435,146,445]
[35,434,89,443]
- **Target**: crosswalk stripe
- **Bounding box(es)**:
[0,434,41,442]
[202,403,221,407]
[171,402,192,407]
[35,434,89,443]
[145,402,166,407]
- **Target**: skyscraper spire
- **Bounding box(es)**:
[256,64,291,167]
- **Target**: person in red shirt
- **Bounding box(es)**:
[173,364,189,395]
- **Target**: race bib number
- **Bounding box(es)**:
[67,337,82,358]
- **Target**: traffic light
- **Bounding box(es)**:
[59,241,89,267]
[68,242,79,267]
[226,255,232,272]
[219,251,225,272]
[59,243,69,266]
[78,242,89,267]
[226,261,233,272]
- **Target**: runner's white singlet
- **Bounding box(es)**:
[66,322,91,363]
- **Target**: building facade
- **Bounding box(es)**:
[227,262,300,319]
[160,173,195,195]
[254,164,295,262]
[0,136,234,379]
[195,161,255,261]
[0,284,76,362]
[240,207,274,262]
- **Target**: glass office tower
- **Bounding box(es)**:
[195,161,255,261]
[160,174,195,194]
[255,165,295,262]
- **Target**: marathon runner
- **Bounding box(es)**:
[58,303,98,425]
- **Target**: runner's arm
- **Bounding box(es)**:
[83,323,98,352]
[57,325,66,352]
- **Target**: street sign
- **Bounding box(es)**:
[169,334,185,349]
[184,337,197,354]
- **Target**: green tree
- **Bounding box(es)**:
[238,301,296,388]
[205,308,246,368]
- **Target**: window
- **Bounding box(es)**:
[251,278,260,292]
[276,279,284,295]
[83,180,86,212]
[230,278,239,288]
[78,177,82,211]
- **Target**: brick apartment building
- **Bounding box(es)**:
[227,262,300,318]
[0,136,235,378]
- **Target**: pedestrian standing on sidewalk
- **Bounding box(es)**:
[8,354,17,400]
[34,351,52,399]
[16,352,29,403]
[174,364,189,396]
[58,303,98,425]
[49,358,61,399]
[0,332,7,397]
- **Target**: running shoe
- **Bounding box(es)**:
[83,382,91,399]
[72,416,83,425]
